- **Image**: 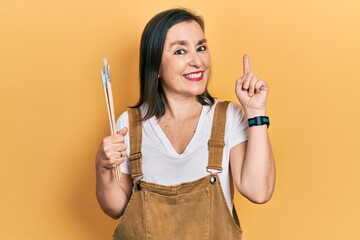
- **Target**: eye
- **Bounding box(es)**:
[197,45,207,52]
[174,49,186,55]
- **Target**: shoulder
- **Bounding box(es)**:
[117,110,129,124]
[227,101,245,119]
[213,99,244,119]
[217,100,248,146]
[116,105,150,129]
[115,111,129,132]
[215,100,247,134]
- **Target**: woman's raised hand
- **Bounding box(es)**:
[235,55,269,117]
[96,127,128,171]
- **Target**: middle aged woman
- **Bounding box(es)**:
[95,8,275,239]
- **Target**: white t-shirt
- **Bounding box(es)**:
[116,100,248,211]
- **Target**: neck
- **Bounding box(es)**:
[163,96,202,120]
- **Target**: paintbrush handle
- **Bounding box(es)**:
[101,59,122,181]
[106,82,117,135]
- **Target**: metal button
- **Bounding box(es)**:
[210,176,217,184]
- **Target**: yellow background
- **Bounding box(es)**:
[1,0,359,239]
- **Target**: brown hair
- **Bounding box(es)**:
[133,8,214,120]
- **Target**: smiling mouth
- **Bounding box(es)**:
[183,71,204,81]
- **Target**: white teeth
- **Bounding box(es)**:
[185,72,202,79]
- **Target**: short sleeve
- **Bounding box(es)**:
[226,102,248,149]
[115,111,132,175]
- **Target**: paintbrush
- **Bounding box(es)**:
[101,58,121,181]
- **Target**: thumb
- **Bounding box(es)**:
[117,127,128,136]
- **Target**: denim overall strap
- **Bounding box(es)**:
[127,108,143,179]
[207,101,230,172]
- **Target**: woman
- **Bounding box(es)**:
[96,8,275,239]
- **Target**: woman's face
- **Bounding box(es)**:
[159,20,211,99]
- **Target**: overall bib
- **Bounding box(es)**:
[113,101,243,240]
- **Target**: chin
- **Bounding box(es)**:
[190,88,207,96]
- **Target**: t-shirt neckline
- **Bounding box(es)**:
[149,105,208,157]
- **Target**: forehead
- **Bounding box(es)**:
[164,20,205,44]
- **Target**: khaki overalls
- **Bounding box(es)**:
[113,101,243,240]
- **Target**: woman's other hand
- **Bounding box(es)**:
[96,127,128,172]
[235,55,269,118]
[95,127,133,219]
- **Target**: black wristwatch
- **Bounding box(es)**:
[248,116,270,128]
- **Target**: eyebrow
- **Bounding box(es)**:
[169,39,207,48]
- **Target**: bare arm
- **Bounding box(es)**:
[230,128,275,203]
[230,55,275,203]
[95,127,133,219]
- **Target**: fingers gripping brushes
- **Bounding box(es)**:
[101,58,122,181]
[100,129,128,172]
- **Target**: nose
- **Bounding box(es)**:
[188,51,202,68]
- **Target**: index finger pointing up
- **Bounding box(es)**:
[243,54,250,74]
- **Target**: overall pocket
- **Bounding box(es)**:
[145,187,210,240]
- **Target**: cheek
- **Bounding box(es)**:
[160,59,182,76]
[202,54,211,69]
